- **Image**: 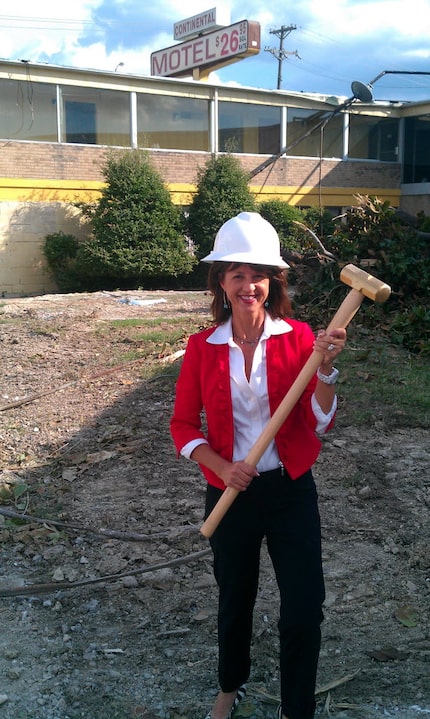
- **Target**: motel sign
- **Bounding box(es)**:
[150,18,260,79]
[173,7,231,41]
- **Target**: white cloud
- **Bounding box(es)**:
[0,1,98,62]
[1,0,430,100]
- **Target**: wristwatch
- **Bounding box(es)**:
[317,366,339,385]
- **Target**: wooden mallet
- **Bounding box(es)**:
[200,263,391,539]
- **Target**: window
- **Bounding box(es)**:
[286,108,343,158]
[65,101,96,144]
[349,115,399,161]
[0,79,57,142]
[403,117,430,183]
[60,86,131,146]
[219,102,281,154]
[137,94,209,150]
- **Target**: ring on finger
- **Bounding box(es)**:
[327,343,335,351]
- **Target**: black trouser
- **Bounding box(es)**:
[205,468,325,719]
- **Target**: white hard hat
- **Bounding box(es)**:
[201,212,289,268]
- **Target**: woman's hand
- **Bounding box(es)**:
[190,444,258,492]
[314,328,346,369]
[313,328,347,413]
[220,461,259,492]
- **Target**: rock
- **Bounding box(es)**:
[122,575,139,588]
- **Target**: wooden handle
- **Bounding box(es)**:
[200,288,364,538]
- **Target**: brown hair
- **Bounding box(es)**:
[207,261,293,324]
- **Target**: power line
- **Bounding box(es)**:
[0,14,91,29]
[0,14,137,31]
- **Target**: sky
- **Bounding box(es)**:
[1,0,430,103]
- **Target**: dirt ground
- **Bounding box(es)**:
[0,289,429,719]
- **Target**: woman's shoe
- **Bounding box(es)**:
[204,684,247,719]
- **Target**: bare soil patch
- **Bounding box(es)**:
[0,290,429,719]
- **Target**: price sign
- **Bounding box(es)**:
[151,20,260,78]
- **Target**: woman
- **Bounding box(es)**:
[170,212,346,719]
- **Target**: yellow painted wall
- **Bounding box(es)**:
[0,178,401,207]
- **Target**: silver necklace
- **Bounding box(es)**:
[233,333,262,346]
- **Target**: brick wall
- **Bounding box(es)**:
[0,141,401,190]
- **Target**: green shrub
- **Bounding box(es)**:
[390,305,430,356]
[44,151,196,292]
[72,150,195,291]
[326,195,430,304]
[302,206,336,240]
[293,195,430,354]
[187,154,256,262]
[258,200,304,255]
[43,232,84,292]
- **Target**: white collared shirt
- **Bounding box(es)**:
[181,315,336,472]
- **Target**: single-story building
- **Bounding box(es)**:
[1,58,429,295]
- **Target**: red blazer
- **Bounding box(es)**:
[170,320,331,489]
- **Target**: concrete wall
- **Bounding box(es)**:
[399,183,430,216]
[0,201,91,296]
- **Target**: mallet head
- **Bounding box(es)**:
[340,264,391,303]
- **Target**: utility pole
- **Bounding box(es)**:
[264,25,299,90]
